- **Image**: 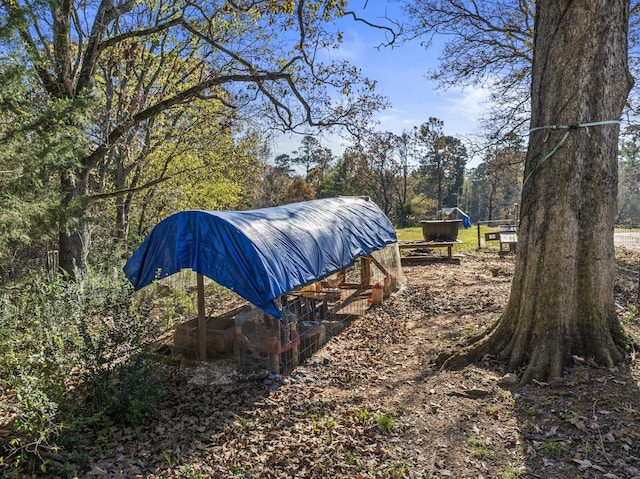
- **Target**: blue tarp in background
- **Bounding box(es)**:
[123,197,397,318]
[439,207,472,228]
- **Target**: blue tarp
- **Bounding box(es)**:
[440,207,472,228]
[123,197,397,318]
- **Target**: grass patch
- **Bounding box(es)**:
[502,464,525,478]
[374,413,395,433]
[395,224,503,253]
[466,437,493,458]
[356,408,370,423]
[542,439,567,458]
[389,461,410,478]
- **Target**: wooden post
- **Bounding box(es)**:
[368,254,389,277]
[360,257,371,288]
[197,273,207,362]
[291,322,299,368]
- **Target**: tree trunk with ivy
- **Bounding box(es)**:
[443,0,634,383]
[58,169,91,275]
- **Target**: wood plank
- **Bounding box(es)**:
[397,240,462,249]
[197,273,207,361]
[397,240,462,258]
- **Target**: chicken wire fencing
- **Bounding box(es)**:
[158,244,404,375]
[614,225,640,252]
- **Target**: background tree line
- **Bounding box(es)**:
[261,121,524,229]
[8,101,640,281]
[263,121,640,230]
[4,0,640,279]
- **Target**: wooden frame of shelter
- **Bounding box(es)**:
[191,254,391,362]
[123,198,399,367]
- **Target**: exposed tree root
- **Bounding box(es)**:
[437,317,626,386]
[436,332,494,370]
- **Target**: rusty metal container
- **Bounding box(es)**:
[420,220,463,241]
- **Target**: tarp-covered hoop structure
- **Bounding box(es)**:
[123,197,397,318]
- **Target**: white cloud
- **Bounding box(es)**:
[442,85,492,121]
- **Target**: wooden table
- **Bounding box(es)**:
[398,240,463,258]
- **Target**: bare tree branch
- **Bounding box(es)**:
[82,71,291,169]
[342,10,401,48]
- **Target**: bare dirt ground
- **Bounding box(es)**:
[36,252,640,478]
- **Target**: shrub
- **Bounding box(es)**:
[0,267,166,473]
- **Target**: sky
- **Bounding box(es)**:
[271,3,492,167]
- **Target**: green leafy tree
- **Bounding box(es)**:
[292,135,333,179]
[413,118,467,211]
[273,154,295,177]
[317,151,359,198]
[0,0,385,275]
[466,141,524,222]
[0,63,88,262]
[131,127,264,240]
[86,34,259,250]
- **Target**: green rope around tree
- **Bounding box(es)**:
[523,120,620,186]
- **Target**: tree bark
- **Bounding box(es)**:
[58,171,90,276]
[444,1,634,383]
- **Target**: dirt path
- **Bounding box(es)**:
[46,252,640,478]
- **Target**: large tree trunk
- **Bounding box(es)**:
[444,1,633,383]
[58,171,90,276]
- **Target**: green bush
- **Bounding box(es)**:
[75,272,164,424]
[0,267,166,473]
[1,275,77,469]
